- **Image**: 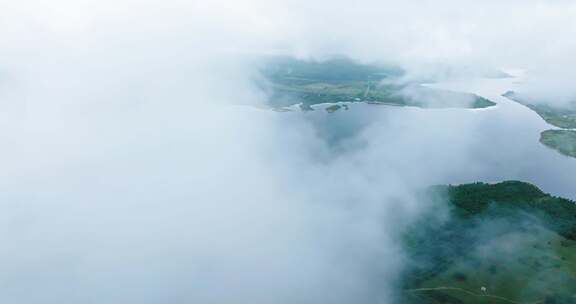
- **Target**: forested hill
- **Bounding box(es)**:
[445,181,576,240]
[402,181,576,304]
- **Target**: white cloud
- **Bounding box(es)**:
[0,0,575,303]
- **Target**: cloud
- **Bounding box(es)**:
[1,0,576,303]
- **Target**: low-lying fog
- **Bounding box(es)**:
[1,0,576,303]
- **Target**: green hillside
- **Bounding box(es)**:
[402,181,576,304]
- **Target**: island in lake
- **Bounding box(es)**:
[258,57,495,112]
[402,181,576,304]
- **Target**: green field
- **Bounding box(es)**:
[540,129,576,159]
[402,181,576,304]
[259,57,495,110]
[504,91,576,129]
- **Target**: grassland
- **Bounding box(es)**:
[541,130,576,158]
[402,181,576,304]
[260,57,495,110]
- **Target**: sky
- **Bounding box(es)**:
[0,0,576,303]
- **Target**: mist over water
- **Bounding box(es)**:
[1,0,576,303]
[262,75,576,200]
